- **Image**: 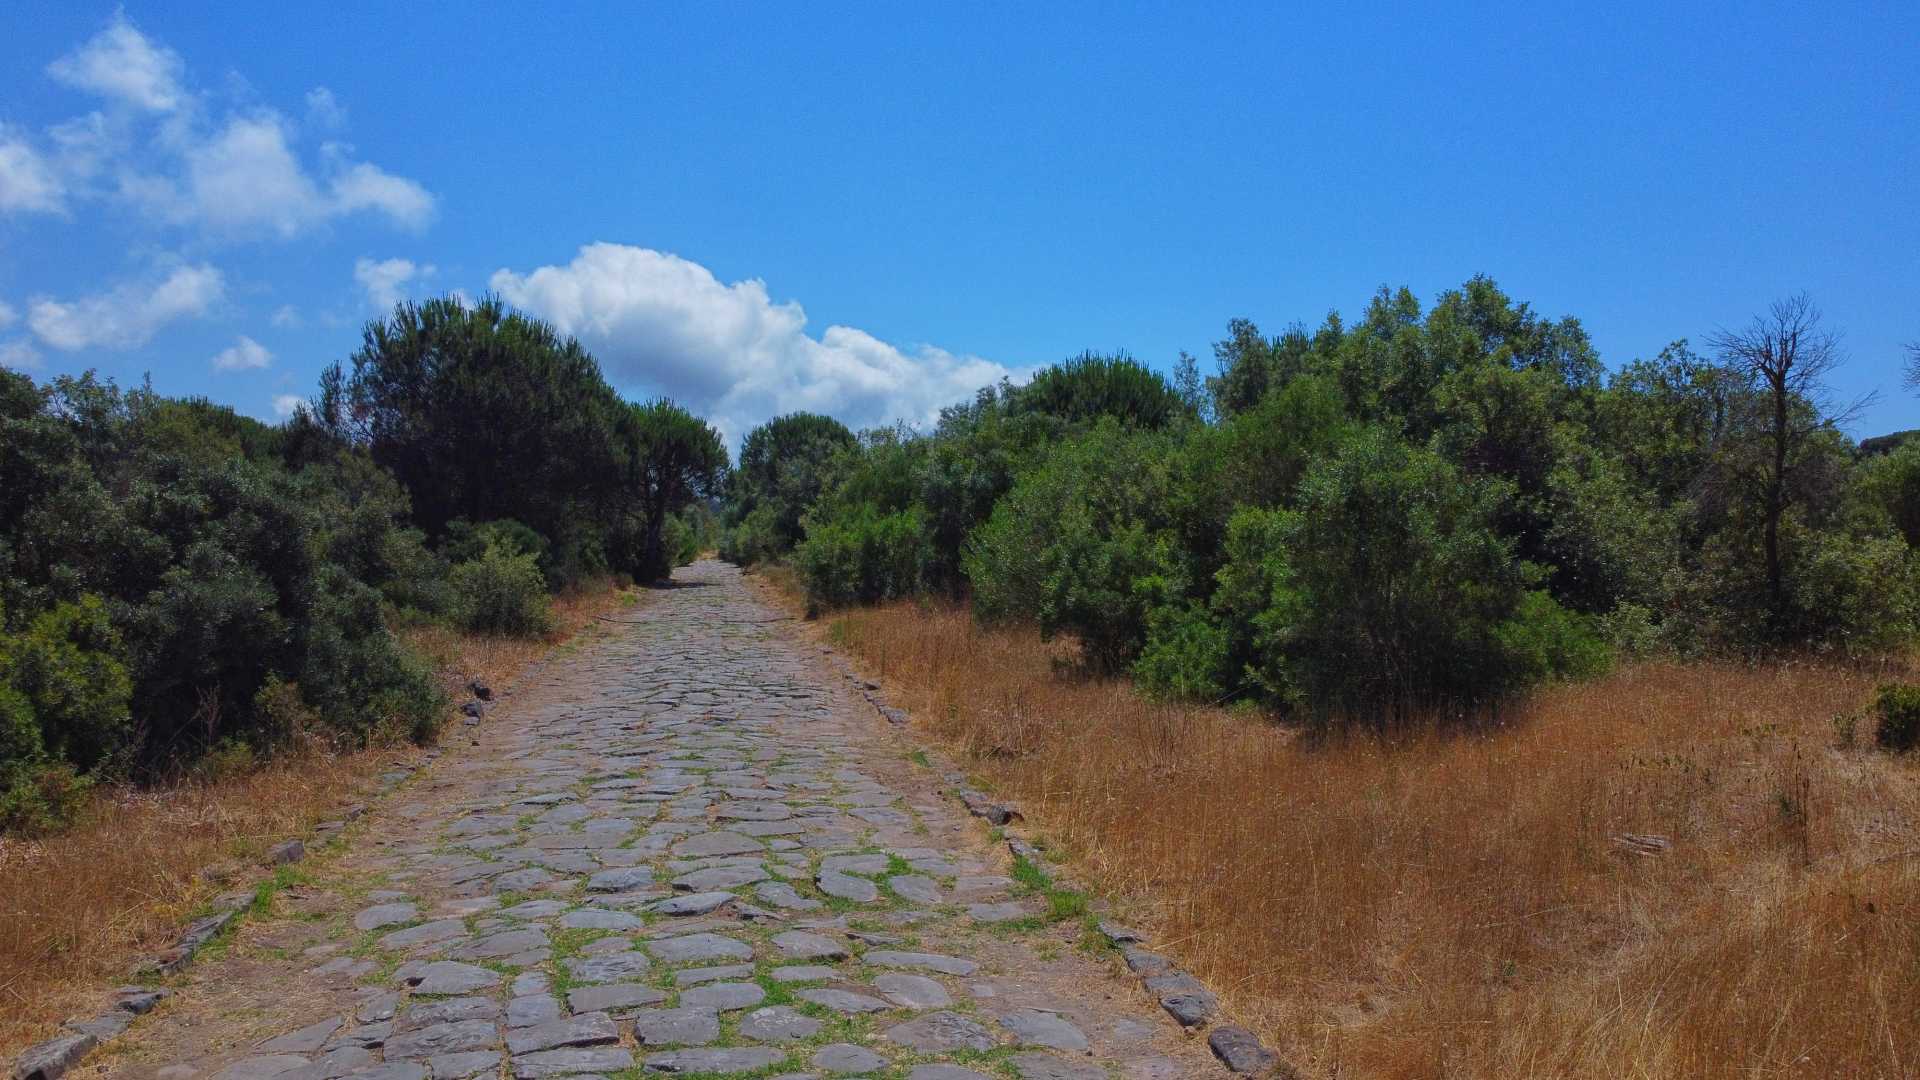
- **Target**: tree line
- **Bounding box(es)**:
[723,279,1920,726]
[0,296,724,831]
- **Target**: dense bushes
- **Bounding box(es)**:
[1876,684,1920,752]
[448,545,553,637]
[734,278,1918,728]
[967,422,1182,671]
[0,297,729,832]
[0,372,451,826]
[796,505,929,608]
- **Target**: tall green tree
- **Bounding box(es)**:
[321,296,627,579]
[620,401,728,581]
[726,412,857,560]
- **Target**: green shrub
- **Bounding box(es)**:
[0,595,132,775]
[1133,603,1232,701]
[0,759,93,835]
[448,544,553,637]
[1874,684,1920,753]
[663,513,701,568]
[444,517,549,565]
[1210,428,1603,723]
[720,505,785,567]
[1494,590,1613,684]
[795,505,929,608]
[964,421,1183,671]
[365,647,446,745]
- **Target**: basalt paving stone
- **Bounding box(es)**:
[770,931,849,961]
[768,964,837,983]
[641,1048,786,1074]
[675,982,765,1011]
[104,559,1232,1080]
[998,1009,1091,1051]
[629,1007,720,1047]
[564,951,653,983]
[672,963,753,986]
[564,983,667,1014]
[736,1006,823,1042]
[815,870,879,903]
[646,932,752,964]
[885,1010,1000,1053]
[793,988,892,1014]
[908,1067,997,1080]
[871,972,953,1009]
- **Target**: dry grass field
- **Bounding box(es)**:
[825,598,1920,1079]
[0,582,639,1056]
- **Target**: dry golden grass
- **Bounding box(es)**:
[0,580,639,1057]
[827,599,1920,1079]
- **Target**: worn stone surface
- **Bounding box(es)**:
[640,1047,785,1073]
[811,1042,885,1073]
[14,1034,98,1080]
[884,1011,999,1053]
[998,1008,1089,1051]
[1208,1025,1282,1075]
[78,560,1231,1080]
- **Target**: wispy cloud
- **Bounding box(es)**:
[27,262,225,350]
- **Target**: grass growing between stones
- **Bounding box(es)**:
[823,598,1920,1080]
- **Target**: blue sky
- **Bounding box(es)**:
[1,2,1915,442]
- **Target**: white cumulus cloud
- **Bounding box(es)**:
[0,301,15,328]
[355,256,434,310]
[490,243,1020,444]
[211,334,272,372]
[270,304,301,328]
[13,17,434,237]
[125,114,436,238]
[46,13,187,113]
[27,262,225,350]
[271,393,306,418]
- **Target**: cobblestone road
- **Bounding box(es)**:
[94,560,1229,1080]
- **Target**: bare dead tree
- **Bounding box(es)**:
[1904,340,1920,394]
[1706,294,1874,629]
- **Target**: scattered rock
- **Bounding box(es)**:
[1208,1025,1283,1075]
[12,1034,97,1080]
